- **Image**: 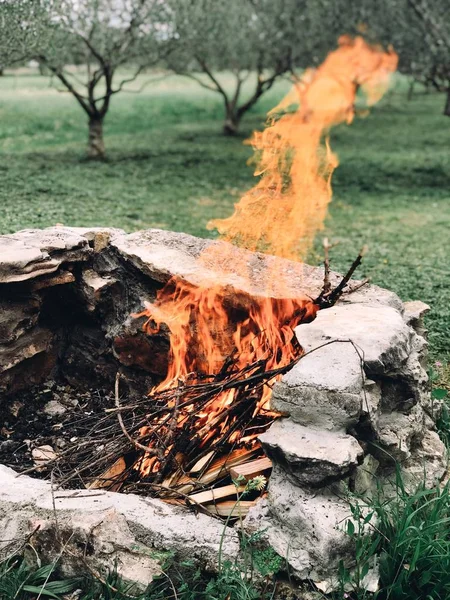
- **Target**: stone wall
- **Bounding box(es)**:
[245,296,447,589]
[0,226,447,591]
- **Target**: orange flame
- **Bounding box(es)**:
[136,37,397,475]
[209,35,398,259]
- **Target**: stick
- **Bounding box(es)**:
[115,372,163,459]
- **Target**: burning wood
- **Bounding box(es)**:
[230,457,272,482]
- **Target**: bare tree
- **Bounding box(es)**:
[37,0,171,158]
[167,0,323,135]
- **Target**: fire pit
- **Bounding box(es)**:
[0,226,446,590]
[0,35,446,594]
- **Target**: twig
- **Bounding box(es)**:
[315,245,368,308]
[115,372,163,459]
[322,237,332,297]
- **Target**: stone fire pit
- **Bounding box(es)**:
[0,226,446,591]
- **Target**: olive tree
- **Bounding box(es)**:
[0,0,50,70]
[37,0,171,158]
[167,0,323,135]
[332,0,450,113]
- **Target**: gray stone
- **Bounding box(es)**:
[0,327,53,374]
[0,465,239,577]
[295,304,412,374]
[403,300,430,336]
[110,228,393,308]
[0,227,91,283]
[271,342,366,430]
[338,281,404,312]
[30,509,162,592]
[243,466,355,583]
[259,419,364,487]
[43,400,67,417]
[79,269,117,311]
[0,296,41,344]
[402,430,447,490]
[373,404,426,463]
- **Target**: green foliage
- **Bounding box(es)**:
[0,0,51,67]
[335,472,450,600]
[0,555,80,599]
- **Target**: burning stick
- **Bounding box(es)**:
[315,244,369,309]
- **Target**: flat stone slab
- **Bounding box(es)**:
[109,228,402,308]
[0,465,239,583]
[294,304,412,373]
[0,227,93,283]
[0,226,403,310]
[259,419,363,487]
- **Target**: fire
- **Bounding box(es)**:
[209,35,398,259]
[135,37,397,479]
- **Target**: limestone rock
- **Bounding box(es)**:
[0,465,239,575]
[110,228,391,307]
[338,282,404,312]
[0,227,91,283]
[244,466,355,582]
[271,342,366,430]
[0,327,53,374]
[43,400,67,417]
[259,419,364,487]
[373,404,426,463]
[30,509,162,592]
[402,430,447,489]
[79,268,117,311]
[295,304,412,374]
[403,300,430,336]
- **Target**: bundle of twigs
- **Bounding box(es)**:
[22,354,301,499]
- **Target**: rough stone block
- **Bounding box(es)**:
[30,510,162,592]
[271,342,366,430]
[244,466,355,583]
[373,404,426,463]
[259,419,364,487]
[0,296,41,344]
[0,465,239,581]
[0,227,91,283]
[295,304,412,374]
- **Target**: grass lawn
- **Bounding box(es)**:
[0,71,449,358]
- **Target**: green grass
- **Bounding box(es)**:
[336,473,450,600]
[0,71,449,357]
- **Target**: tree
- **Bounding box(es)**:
[403,0,450,114]
[37,0,171,158]
[330,0,450,114]
[0,0,50,69]
[167,0,324,135]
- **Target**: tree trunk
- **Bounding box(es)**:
[223,107,241,136]
[88,117,105,159]
[444,88,450,117]
[407,79,415,101]
[0,68,4,77]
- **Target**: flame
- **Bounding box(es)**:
[135,37,397,478]
[209,35,398,259]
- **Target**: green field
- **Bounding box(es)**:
[0,71,449,358]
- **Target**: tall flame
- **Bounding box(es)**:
[136,37,397,476]
[209,35,398,259]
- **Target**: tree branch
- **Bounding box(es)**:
[39,58,92,116]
